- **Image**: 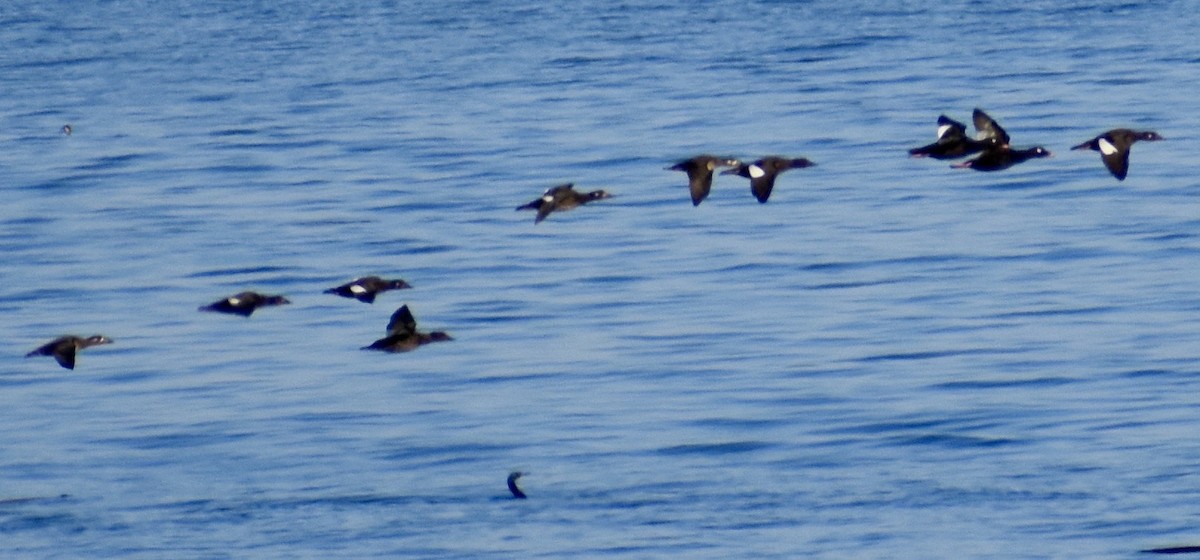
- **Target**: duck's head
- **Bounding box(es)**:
[83,335,113,347]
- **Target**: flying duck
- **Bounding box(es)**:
[666,155,741,206]
[909,114,998,159]
[952,145,1052,172]
[1071,129,1162,180]
[324,276,412,304]
[199,291,290,317]
[516,183,612,223]
[721,156,815,203]
[26,335,112,370]
[950,109,1050,171]
[361,304,453,353]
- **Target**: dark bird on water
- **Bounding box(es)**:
[361,304,453,353]
[26,335,112,370]
[324,276,412,304]
[721,156,815,203]
[1071,129,1162,180]
[908,114,1001,159]
[1142,545,1200,554]
[198,291,291,317]
[666,155,740,206]
[516,183,612,224]
[507,471,527,499]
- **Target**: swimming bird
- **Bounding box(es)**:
[1071,129,1162,180]
[952,145,1051,172]
[61,124,72,136]
[1143,546,1200,554]
[324,276,412,304]
[361,304,452,352]
[198,291,290,317]
[507,471,527,499]
[666,155,741,206]
[908,115,997,159]
[516,183,612,224]
[721,156,815,203]
[26,335,112,370]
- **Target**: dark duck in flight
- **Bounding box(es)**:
[666,155,740,206]
[952,145,1052,172]
[1071,129,1162,180]
[199,291,290,317]
[26,335,112,370]
[721,156,815,203]
[516,183,611,224]
[908,112,1003,159]
[951,109,1050,171]
[361,304,453,353]
[324,276,412,304]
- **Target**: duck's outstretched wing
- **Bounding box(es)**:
[386,305,417,336]
[972,108,1010,145]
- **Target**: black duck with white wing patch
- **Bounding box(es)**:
[909,115,996,159]
[721,156,815,203]
[324,276,412,303]
[199,291,291,317]
[1071,129,1162,180]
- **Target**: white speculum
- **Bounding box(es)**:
[1098,138,1118,156]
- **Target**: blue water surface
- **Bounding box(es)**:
[3,1,1200,558]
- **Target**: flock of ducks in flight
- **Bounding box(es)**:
[24,111,1165,498]
[908,108,1162,179]
[25,275,440,370]
[516,108,1163,223]
[26,108,1165,372]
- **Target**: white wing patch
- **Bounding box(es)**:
[350,284,367,294]
[1098,137,1118,156]
[541,195,554,203]
[936,124,952,140]
[227,297,241,306]
[748,165,765,179]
